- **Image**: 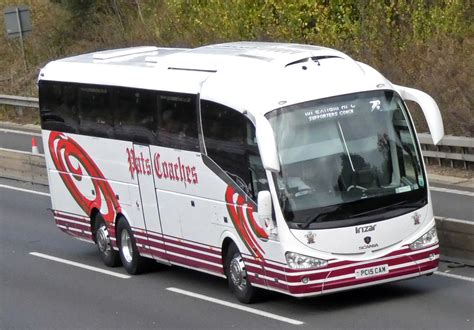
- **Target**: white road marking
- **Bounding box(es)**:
[30,252,131,279]
[430,186,474,197]
[435,271,474,283]
[435,217,473,225]
[0,147,44,156]
[0,128,42,136]
[166,287,304,325]
[0,184,50,197]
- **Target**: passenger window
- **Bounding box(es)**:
[78,86,113,138]
[114,88,157,144]
[39,81,79,133]
[201,101,268,200]
[157,93,199,151]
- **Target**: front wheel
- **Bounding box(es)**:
[117,218,148,275]
[225,244,257,304]
[93,214,121,267]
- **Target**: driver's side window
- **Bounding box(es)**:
[201,101,268,201]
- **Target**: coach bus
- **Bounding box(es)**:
[38,42,444,303]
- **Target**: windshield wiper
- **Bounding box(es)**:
[298,199,425,229]
[298,204,345,229]
[347,200,423,219]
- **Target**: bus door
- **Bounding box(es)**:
[133,144,167,262]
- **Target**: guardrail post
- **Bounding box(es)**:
[436,145,441,166]
[15,106,23,116]
[462,147,468,170]
[449,146,454,168]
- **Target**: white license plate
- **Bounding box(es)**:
[355,264,389,279]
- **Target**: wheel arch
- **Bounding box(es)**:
[89,207,131,243]
[220,231,246,267]
[89,208,101,241]
[113,210,131,239]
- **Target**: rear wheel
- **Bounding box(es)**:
[225,244,257,304]
[117,217,148,275]
[93,214,120,267]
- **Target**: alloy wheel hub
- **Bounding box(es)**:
[230,257,247,289]
[97,225,110,253]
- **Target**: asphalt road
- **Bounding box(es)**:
[1,185,473,329]
[0,129,44,154]
[431,189,473,221]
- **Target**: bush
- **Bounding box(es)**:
[0,0,472,135]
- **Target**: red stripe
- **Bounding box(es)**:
[238,208,264,258]
[162,236,222,257]
[55,218,90,231]
[327,247,411,268]
[247,274,266,287]
[410,247,439,262]
[137,247,152,256]
[245,245,438,278]
[152,250,168,260]
[266,278,290,292]
[167,253,223,274]
[245,263,264,275]
[236,194,264,256]
[141,237,166,251]
[144,230,163,242]
[54,213,89,223]
[138,228,222,257]
[323,255,413,280]
[322,264,421,292]
[225,186,264,259]
[288,283,323,295]
[246,206,268,239]
[135,235,223,265]
[283,255,413,284]
[165,244,222,264]
[57,225,93,241]
[418,260,438,273]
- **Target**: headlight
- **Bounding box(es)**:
[409,225,438,250]
[285,252,328,269]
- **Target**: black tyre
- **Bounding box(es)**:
[93,214,121,267]
[225,243,257,304]
[117,217,149,275]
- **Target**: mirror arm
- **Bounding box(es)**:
[394,84,444,145]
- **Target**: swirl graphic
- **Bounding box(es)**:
[48,132,121,223]
[225,185,267,259]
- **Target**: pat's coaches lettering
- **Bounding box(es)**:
[126,148,198,186]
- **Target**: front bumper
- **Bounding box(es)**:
[244,244,439,297]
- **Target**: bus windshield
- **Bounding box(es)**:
[267,90,427,229]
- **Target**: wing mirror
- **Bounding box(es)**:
[394,85,445,145]
[255,116,280,172]
[257,190,272,219]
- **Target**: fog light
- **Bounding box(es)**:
[429,253,436,260]
[301,277,309,284]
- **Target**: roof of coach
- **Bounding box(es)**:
[39,42,392,115]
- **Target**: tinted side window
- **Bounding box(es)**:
[201,101,268,200]
[78,86,113,138]
[157,93,199,151]
[39,81,79,133]
[114,88,157,144]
